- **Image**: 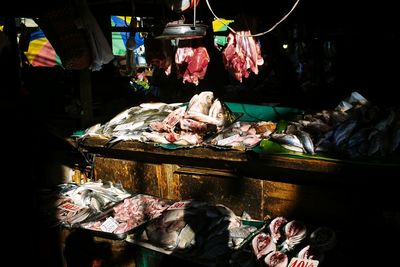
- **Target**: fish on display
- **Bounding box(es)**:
[78,91,241,147]
[142,200,258,260]
[270,133,304,152]
[345,127,370,158]
[186,91,214,116]
[146,91,238,145]
[229,225,258,247]
[77,123,107,142]
[141,132,170,144]
[186,98,234,129]
[269,216,288,244]
[264,251,288,267]
[52,180,133,227]
[210,99,237,128]
[82,103,179,141]
[80,189,106,212]
[294,130,315,154]
[332,119,358,147]
[251,232,276,259]
[150,105,186,132]
[101,106,142,137]
[105,130,143,146]
[297,244,325,262]
[281,220,307,252]
[207,120,276,150]
[81,194,170,235]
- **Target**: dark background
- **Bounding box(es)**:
[2,0,400,112]
[1,2,399,265]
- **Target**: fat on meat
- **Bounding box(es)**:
[222,31,264,82]
[175,47,210,85]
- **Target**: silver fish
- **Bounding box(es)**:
[333,119,358,146]
[270,133,304,149]
[294,130,315,154]
[347,128,370,149]
[141,132,169,144]
[207,98,231,128]
[282,144,304,152]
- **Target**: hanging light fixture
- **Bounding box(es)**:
[156,0,207,40]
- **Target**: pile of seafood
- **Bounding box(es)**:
[251,217,336,266]
[269,92,400,158]
[79,91,239,147]
[78,90,400,158]
[80,194,171,235]
[78,91,277,150]
[208,120,276,150]
[140,200,263,261]
[41,181,132,227]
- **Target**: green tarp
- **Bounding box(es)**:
[225,102,303,122]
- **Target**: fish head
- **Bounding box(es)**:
[187,91,214,115]
[209,99,223,119]
[198,91,214,107]
[209,99,236,127]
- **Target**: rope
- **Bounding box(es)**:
[205,0,301,37]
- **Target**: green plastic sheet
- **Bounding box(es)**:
[225,102,303,122]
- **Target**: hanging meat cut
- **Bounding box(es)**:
[222,30,264,82]
[175,46,210,85]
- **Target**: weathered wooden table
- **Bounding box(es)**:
[78,137,400,229]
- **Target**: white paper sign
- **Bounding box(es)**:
[100,217,119,233]
[288,257,319,267]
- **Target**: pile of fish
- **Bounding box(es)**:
[80,194,171,235]
[78,102,180,144]
[208,121,277,150]
[43,181,132,227]
[141,200,261,261]
[79,91,238,147]
[251,216,336,266]
[269,92,400,158]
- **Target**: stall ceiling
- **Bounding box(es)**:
[2,0,397,29]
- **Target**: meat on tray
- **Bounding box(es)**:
[80,194,171,234]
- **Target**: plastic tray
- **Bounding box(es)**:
[76,194,173,240]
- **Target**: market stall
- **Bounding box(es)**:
[59,91,400,266]
[78,118,399,227]
[4,1,400,266]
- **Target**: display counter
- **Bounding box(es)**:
[77,136,400,229]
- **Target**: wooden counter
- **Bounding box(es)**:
[78,137,400,228]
